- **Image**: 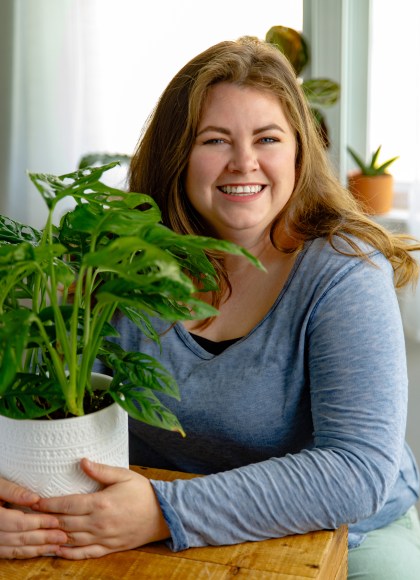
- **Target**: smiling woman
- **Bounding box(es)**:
[2,21,420,580]
[185,83,296,244]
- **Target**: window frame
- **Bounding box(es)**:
[303,0,371,184]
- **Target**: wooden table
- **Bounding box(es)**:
[0,466,348,579]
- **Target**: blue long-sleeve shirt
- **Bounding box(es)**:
[119,237,419,550]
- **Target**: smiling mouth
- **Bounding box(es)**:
[218,185,265,196]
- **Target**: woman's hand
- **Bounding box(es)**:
[33,458,170,560]
[0,477,67,559]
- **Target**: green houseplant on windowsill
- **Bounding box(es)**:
[0,162,261,496]
[347,145,399,215]
[265,25,340,148]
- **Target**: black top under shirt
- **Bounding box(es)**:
[189,333,241,355]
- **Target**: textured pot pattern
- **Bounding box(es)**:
[0,376,129,497]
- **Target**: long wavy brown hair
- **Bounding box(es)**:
[130,36,419,306]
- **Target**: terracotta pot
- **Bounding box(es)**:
[0,373,129,499]
[347,172,394,215]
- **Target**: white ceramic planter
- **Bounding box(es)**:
[0,373,129,498]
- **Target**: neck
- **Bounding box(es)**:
[223,234,280,273]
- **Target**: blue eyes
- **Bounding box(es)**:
[203,137,279,145]
[203,138,226,144]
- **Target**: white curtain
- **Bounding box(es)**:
[6,0,87,227]
[3,0,302,230]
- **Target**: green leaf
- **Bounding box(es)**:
[0,241,36,268]
[118,306,162,344]
[59,201,161,244]
[100,341,180,399]
[28,162,121,209]
[140,226,265,273]
[266,25,309,75]
[0,310,39,392]
[0,373,65,419]
[375,156,399,175]
[0,215,41,245]
[111,385,185,435]
[301,79,340,107]
[371,145,382,168]
[97,288,210,322]
[347,145,399,176]
[347,146,370,174]
[99,341,185,433]
[78,152,131,169]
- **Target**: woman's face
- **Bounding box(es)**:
[185,82,296,244]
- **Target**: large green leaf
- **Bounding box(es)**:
[78,152,131,169]
[100,341,180,399]
[28,162,121,208]
[0,373,65,419]
[0,241,36,267]
[111,385,185,435]
[0,215,41,245]
[100,340,185,434]
[0,310,39,392]
[266,25,309,75]
[118,306,162,344]
[60,198,161,238]
[97,286,217,322]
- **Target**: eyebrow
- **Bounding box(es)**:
[196,123,286,136]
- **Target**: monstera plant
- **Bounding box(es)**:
[266,25,340,147]
[0,162,261,429]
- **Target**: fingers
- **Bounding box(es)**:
[0,544,61,559]
[34,459,132,515]
[0,505,67,560]
[0,505,61,533]
[55,544,110,560]
[80,458,131,486]
[34,490,110,516]
[0,477,40,506]
[0,528,67,547]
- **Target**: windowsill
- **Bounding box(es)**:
[371,207,409,233]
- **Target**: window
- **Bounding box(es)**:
[368,0,420,188]
[81,0,303,158]
[5,0,302,227]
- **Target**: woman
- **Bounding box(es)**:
[1,37,420,577]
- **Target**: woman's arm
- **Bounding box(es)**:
[150,253,410,550]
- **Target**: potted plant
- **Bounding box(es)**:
[347,145,399,214]
[0,162,260,498]
[265,25,340,147]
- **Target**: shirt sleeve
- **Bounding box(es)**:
[151,252,408,550]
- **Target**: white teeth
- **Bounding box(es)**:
[220,185,263,196]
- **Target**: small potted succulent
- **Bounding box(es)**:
[0,162,260,497]
[347,145,399,214]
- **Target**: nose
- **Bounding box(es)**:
[227,144,259,173]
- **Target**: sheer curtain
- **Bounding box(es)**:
[368,0,420,341]
[3,0,302,229]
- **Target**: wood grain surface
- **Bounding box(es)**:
[0,465,348,579]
